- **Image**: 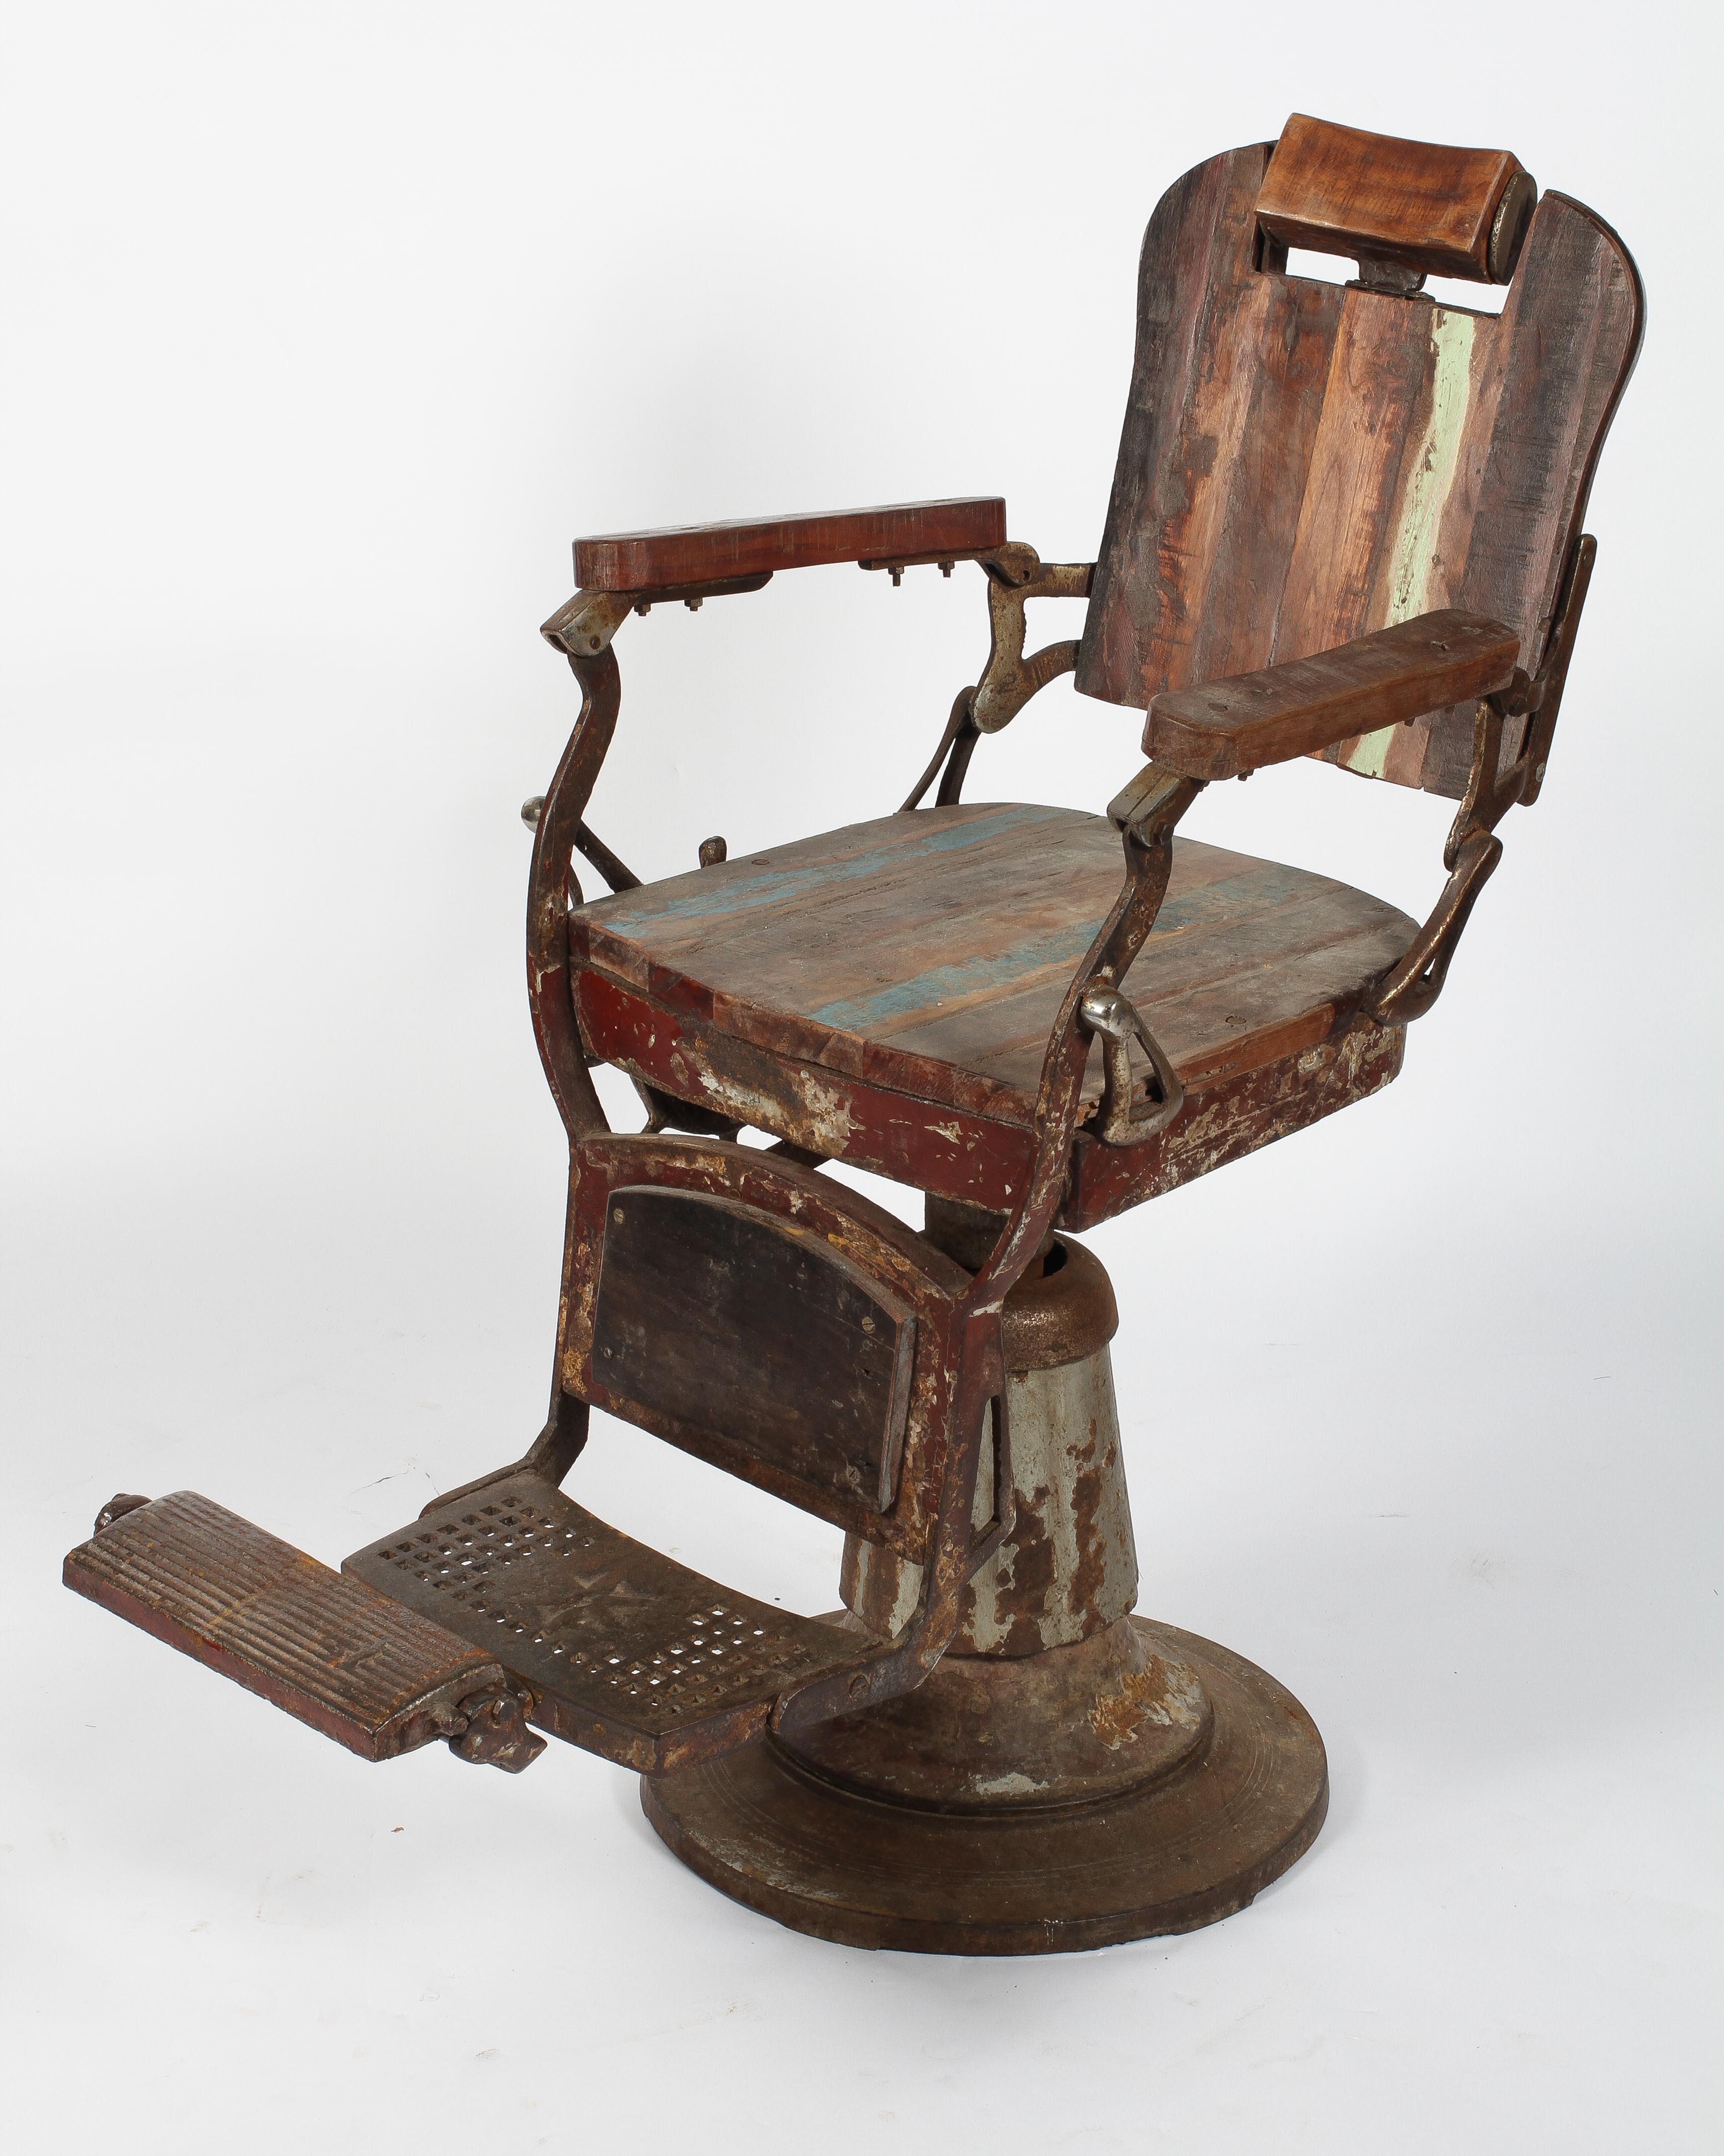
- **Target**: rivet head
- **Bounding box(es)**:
[612,1207,624,1224]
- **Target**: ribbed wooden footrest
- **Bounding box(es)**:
[63,1492,543,1769]
[343,1470,861,1773]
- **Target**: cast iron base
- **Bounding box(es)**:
[642,1616,1327,1955]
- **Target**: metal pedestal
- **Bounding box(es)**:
[644,1228,1327,1954]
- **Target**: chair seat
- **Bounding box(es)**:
[571,803,1415,1125]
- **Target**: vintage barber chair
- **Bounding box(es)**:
[65,117,1642,1954]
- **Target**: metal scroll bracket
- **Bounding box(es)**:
[1369,534,1597,1027]
[897,544,1095,810]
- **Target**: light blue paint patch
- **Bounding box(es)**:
[579,804,1080,937]
[809,864,1315,1035]
[811,922,1100,1032]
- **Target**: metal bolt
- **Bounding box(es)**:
[612,1207,624,1224]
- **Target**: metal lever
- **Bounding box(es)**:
[1078,985,1184,1145]
[520,795,641,894]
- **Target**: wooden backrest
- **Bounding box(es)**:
[1076,119,1643,797]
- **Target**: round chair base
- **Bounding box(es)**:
[641,1618,1327,1956]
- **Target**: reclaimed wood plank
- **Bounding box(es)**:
[1257,114,1527,283]
[1146,610,1519,779]
[1077,144,1641,801]
[570,805,1414,1123]
[572,499,1006,591]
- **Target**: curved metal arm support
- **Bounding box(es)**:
[970,551,1094,734]
[1369,827,1503,1026]
[1369,687,1524,1027]
[964,765,1205,1313]
[900,546,1095,810]
[527,647,619,1139]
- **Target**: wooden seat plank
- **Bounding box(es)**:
[570,805,1414,1126]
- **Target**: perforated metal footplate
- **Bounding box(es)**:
[343,1471,860,1773]
[64,1492,511,1761]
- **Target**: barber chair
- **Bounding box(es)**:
[64,116,1643,1953]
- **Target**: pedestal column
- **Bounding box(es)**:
[643,1207,1329,1953]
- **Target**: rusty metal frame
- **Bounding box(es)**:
[516,558,1205,1745]
[1368,533,1596,1025]
[898,545,1096,811]
[517,576,1028,1740]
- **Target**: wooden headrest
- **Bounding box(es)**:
[1257,113,1537,284]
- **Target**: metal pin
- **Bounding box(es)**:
[521,795,545,829]
[698,835,728,868]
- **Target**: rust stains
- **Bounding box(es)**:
[1088,1654,1208,1750]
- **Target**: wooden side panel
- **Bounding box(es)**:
[590,1187,916,1514]
[1061,1016,1406,1232]
[1078,154,1642,800]
[560,1137,970,1560]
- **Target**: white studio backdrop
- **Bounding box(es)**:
[2,3,1718,2151]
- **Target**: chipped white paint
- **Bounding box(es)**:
[1346,305,1477,779]
[847,1344,1138,1653]
[848,1534,921,1636]
[970,1769,1052,1800]
[669,1054,856,1156]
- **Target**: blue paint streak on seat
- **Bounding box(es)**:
[809,863,1316,1036]
[575,804,1079,938]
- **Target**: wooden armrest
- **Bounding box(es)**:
[572,498,1006,592]
[1143,611,1521,781]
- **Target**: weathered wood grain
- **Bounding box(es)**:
[1257,114,1527,283]
[562,1135,971,1561]
[1077,146,1643,799]
[570,804,1413,1115]
[566,804,1414,1228]
[1146,610,1519,779]
[590,1186,916,1513]
[573,499,1006,591]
